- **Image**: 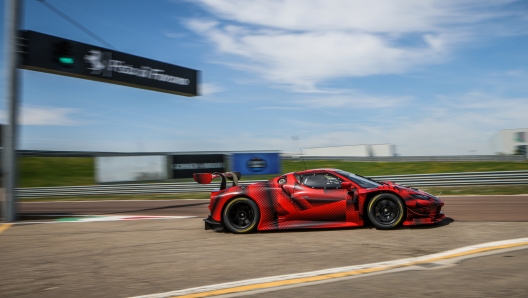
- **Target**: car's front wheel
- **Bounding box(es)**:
[223,197,260,234]
[367,193,405,229]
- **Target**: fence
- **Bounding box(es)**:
[17,170,528,198]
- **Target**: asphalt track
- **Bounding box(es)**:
[235,248,528,298]
[0,195,527,297]
[17,195,528,221]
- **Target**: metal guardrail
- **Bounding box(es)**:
[16,170,528,198]
[369,170,528,186]
[16,180,264,198]
[285,155,526,162]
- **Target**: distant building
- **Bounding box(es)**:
[491,129,528,157]
[303,144,396,157]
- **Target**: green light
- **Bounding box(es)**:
[59,57,74,64]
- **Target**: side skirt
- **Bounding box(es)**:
[258,220,362,231]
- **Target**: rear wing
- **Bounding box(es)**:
[193,172,241,190]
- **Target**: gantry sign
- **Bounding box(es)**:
[19,30,199,96]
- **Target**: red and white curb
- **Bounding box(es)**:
[131,237,528,298]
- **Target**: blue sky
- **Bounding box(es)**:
[1,0,528,155]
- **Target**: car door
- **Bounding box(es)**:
[289,173,348,222]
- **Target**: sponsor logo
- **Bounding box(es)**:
[173,163,224,170]
[247,157,267,172]
[84,49,112,76]
[84,49,190,85]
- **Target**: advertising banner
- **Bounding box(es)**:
[231,153,281,176]
[171,154,225,179]
[95,156,167,183]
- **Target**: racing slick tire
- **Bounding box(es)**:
[367,193,405,230]
[223,197,260,234]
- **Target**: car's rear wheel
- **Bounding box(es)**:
[367,193,405,229]
[223,197,260,234]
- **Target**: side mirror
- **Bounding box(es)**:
[341,181,353,189]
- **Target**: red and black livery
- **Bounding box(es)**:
[193,169,445,233]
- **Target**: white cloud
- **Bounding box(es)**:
[194,0,512,33]
[185,0,522,91]
[20,92,524,154]
[294,93,528,155]
[258,92,411,110]
[226,92,528,155]
[0,105,79,126]
[199,82,225,95]
[186,20,453,91]
[296,93,410,109]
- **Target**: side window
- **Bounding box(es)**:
[293,173,302,184]
[302,173,342,189]
[324,174,343,188]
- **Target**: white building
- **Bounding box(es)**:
[303,144,396,157]
[490,129,528,156]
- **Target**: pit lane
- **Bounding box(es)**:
[0,195,527,297]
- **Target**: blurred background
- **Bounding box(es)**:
[1,0,527,155]
[1,0,527,193]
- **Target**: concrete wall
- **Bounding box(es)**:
[371,144,395,157]
[95,156,168,183]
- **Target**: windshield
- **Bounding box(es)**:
[336,170,381,188]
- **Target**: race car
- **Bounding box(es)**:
[193,169,445,233]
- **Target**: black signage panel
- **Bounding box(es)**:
[19,30,198,96]
[171,154,225,179]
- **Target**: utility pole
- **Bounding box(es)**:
[2,0,22,222]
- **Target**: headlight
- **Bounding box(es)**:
[411,194,442,203]
[411,194,432,201]
[430,195,442,203]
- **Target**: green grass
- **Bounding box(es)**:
[19,157,94,187]
[18,157,528,188]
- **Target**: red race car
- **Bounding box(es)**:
[194,169,445,233]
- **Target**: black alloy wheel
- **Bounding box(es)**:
[223,197,260,234]
[367,193,405,229]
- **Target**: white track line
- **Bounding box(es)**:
[20,199,209,203]
[131,237,528,298]
[15,215,196,224]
